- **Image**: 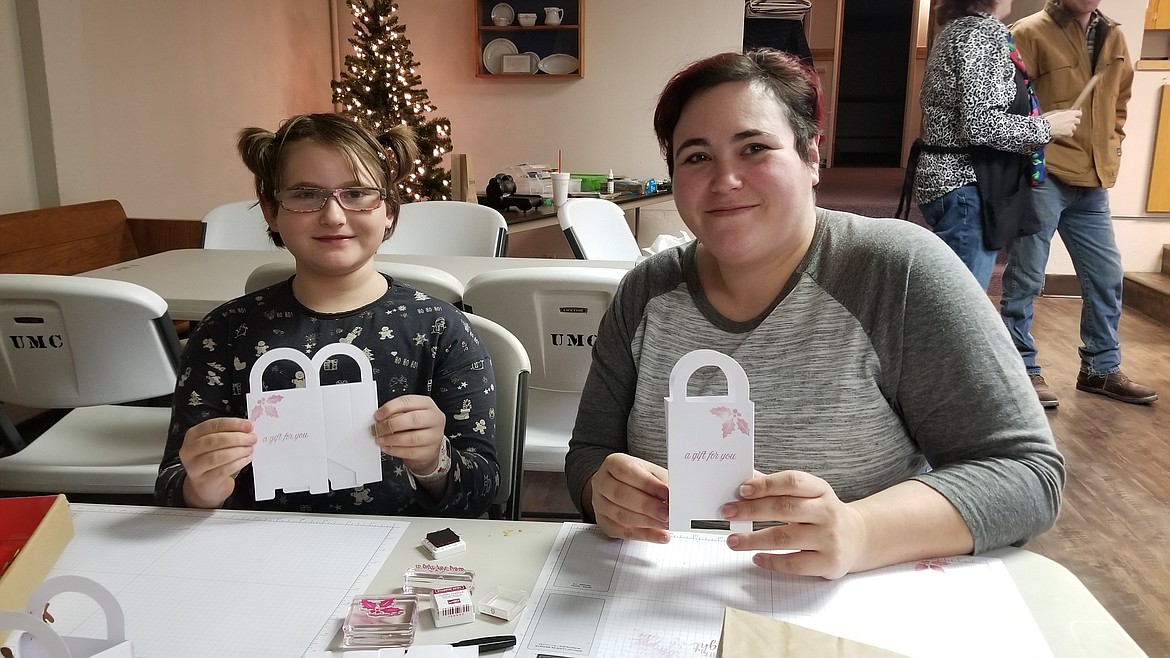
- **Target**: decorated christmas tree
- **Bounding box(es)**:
[332,0,452,201]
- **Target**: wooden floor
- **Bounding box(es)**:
[520,295,1170,656]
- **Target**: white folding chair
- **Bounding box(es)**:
[201,199,280,250]
[463,267,626,516]
[0,274,182,495]
[557,198,643,261]
[244,261,465,306]
[379,201,508,257]
[464,313,530,521]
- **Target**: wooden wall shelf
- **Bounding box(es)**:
[474,1,583,79]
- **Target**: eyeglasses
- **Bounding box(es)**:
[274,187,387,212]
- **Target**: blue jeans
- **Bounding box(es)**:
[918,184,998,290]
[999,177,1123,376]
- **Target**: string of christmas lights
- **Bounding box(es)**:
[331,0,453,202]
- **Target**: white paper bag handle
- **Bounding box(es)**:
[667,349,750,402]
[310,343,373,383]
[248,347,319,393]
[0,610,71,657]
[24,575,127,644]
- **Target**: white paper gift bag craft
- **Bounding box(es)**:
[246,343,382,501]
[0,575,133,657]
[665,349,755,533]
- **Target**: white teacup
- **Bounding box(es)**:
[543,6,563,26]
[518,13,537,26]
[492,16,511,26]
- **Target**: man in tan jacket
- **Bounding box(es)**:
[999,0,1157,407]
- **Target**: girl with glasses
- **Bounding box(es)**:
[157,113,500,517]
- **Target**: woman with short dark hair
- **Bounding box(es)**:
[566,49,1065,579]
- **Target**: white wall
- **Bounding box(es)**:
[387,0,742,191]
[2,0,739,219]
[0,1,38,212]
[2,0,336,218]
[3,0,1167,274]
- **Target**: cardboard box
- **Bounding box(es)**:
[449,153,476,202]
[0,494,74,614]
[430,585,474,627]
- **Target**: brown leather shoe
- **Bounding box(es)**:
[1076,371,1158,405]
[1029,374,1059,409]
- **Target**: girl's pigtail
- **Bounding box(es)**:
[237,128,279,207]
[377,125,420,189]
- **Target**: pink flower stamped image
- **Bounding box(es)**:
[710,406,750,438]
[360,598,404,616]
[249,394,285,422]
[915,558,950,572]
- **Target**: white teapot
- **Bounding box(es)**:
[543,6,563,26]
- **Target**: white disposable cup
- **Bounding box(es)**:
[551,172,570,207]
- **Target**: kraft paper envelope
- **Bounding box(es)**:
[717,607,907,658]
[666,349,754,533]
[247,344,382,501]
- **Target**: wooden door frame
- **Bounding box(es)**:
[900,0,934,167]
[824,0,931,168]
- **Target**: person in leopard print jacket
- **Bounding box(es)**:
[912,0,1081,290]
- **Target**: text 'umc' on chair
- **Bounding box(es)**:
[462,266,627,516]
[0,274,182,496]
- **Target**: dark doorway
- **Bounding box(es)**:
[833,0,914,167]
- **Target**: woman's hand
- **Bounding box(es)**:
[722,470,867,580]
[373,394,446,475]
[587,453,671,544]
[179,417,256,508]
[1043,109,1082,139]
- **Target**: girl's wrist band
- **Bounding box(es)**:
[408,438,452,485]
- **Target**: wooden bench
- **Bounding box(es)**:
[0,199,201,275]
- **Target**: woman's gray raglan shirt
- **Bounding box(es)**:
[566,208,1065,553]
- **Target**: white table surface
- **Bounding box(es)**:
[22,506,1143,657]
[78,249,634,322]
[387,517,1147,657]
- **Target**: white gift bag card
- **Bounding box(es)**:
[666,349,754,533]
[246,343,382,501]
[0,575,133,658]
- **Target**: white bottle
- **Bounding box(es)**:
[605,169,615,195]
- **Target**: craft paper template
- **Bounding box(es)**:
[247,344,382,501]
[665,349,754,533]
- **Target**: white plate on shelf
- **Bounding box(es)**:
[524,51,540,74]
[482,38,519,74]
[490,3,514,25]
[538,53,579,75]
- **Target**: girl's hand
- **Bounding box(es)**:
[373,394,446,475]
[179,417,256,508]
